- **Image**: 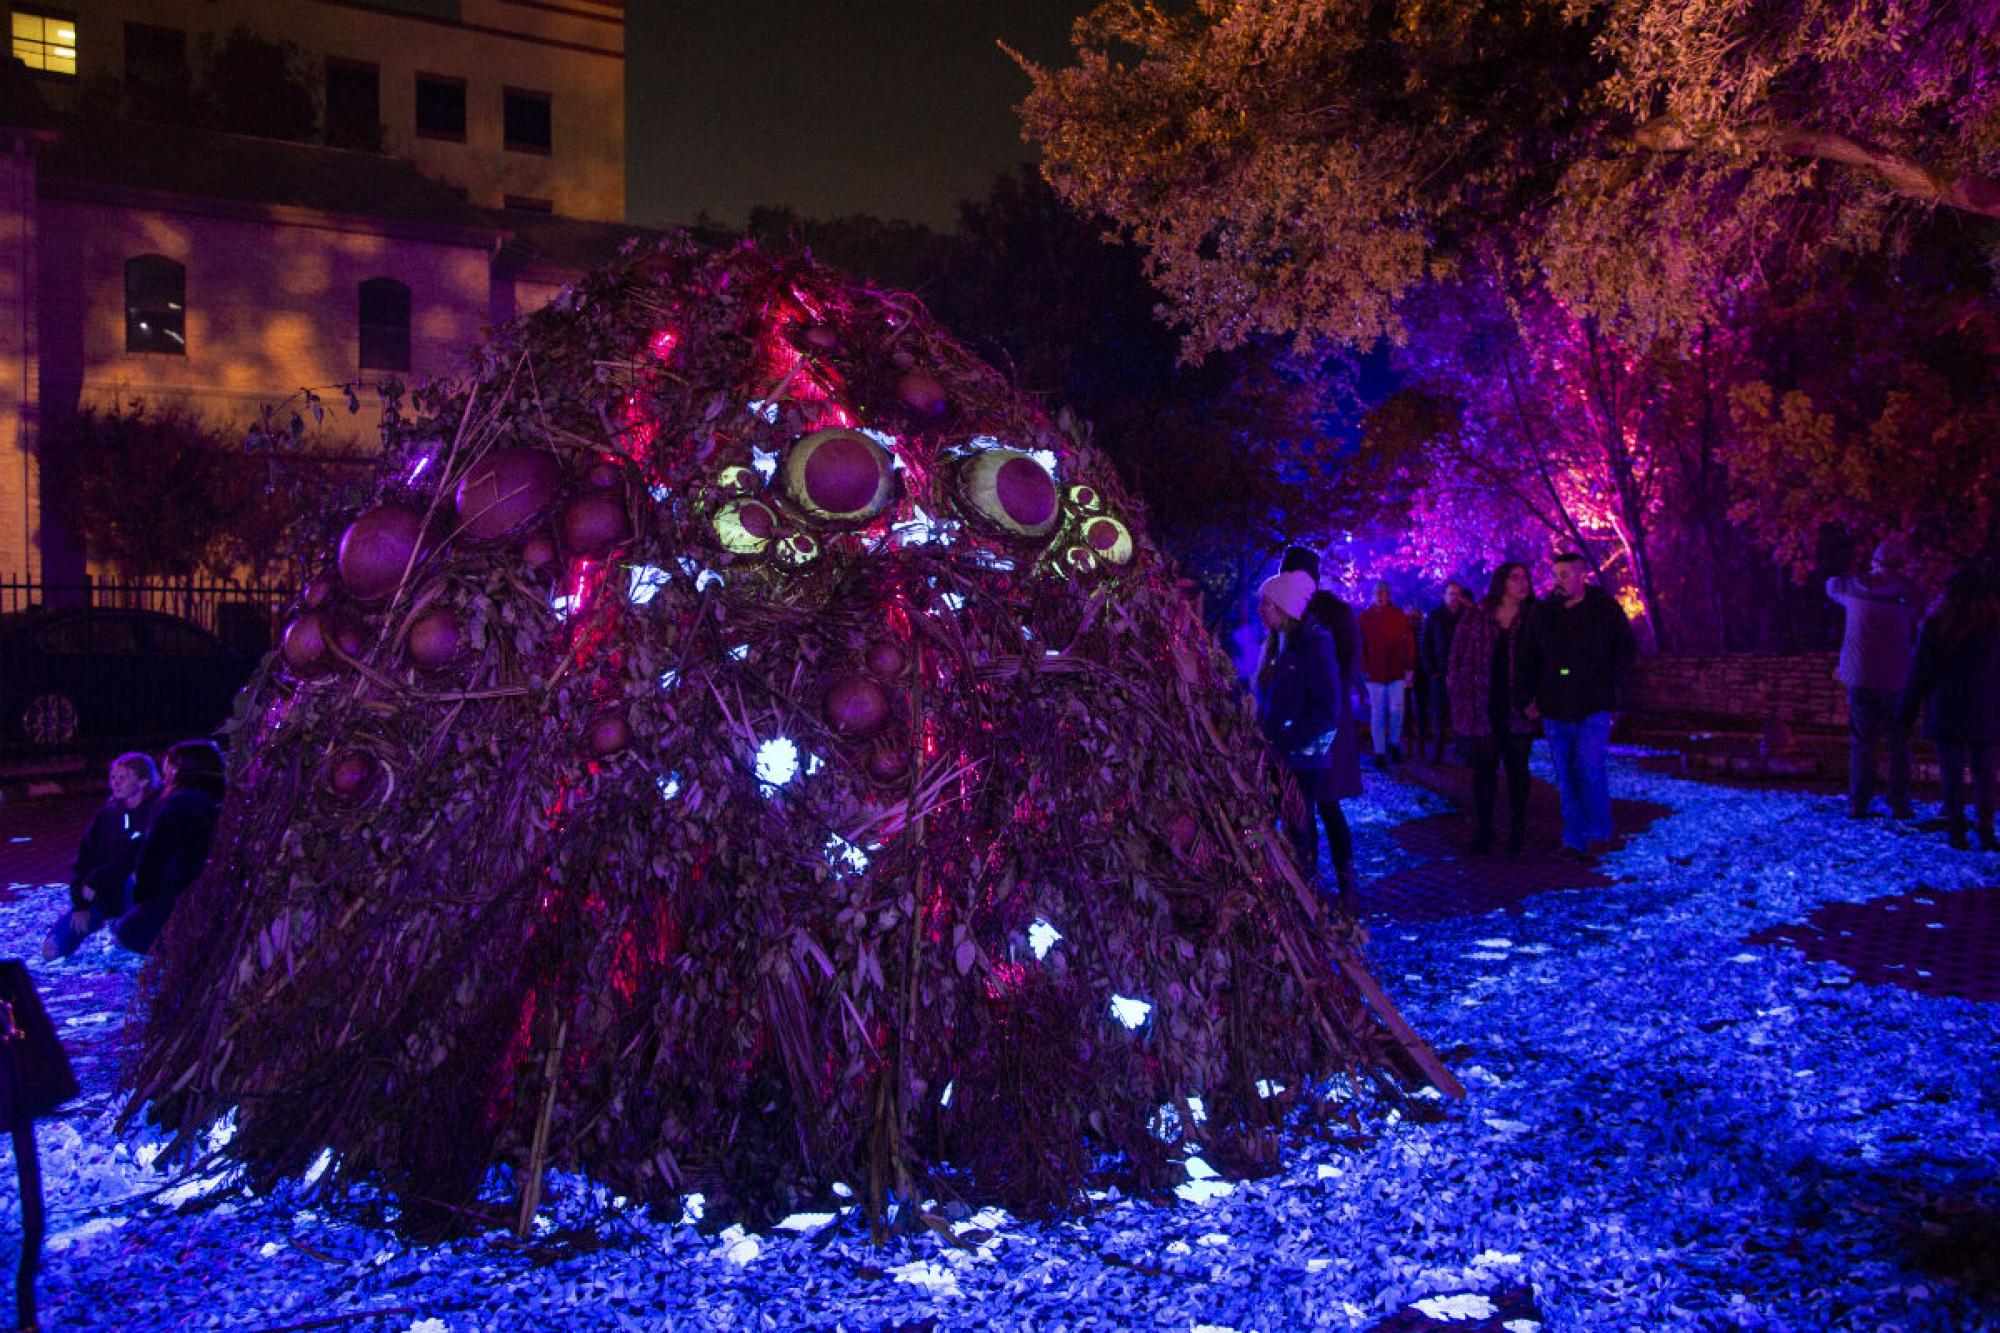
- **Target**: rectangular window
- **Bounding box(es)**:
[414,73,466,141]
[324,58,381,152]
[358,278,411,373]
[11,8,76,75]
[125,255,185,355]
[122,21,183,90]
[502,195,552,214]
[503,88,551,155]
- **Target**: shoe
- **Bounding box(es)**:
[1505,821,1526,857]
[1388,744,1403,764]
[1948,820,1970,851]
[1335,864,1360,916]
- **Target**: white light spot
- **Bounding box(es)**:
[1255,1079,1287,1098]
[805,752,826,775]
[746,399,781,424]
[679,1192,705,1225]
[824,833,870,873]
[939,592,965,612]
[727,643,750,660]
[1174,1178,1235,1204]
[656,773,682,802]
[1184,1155,1219,1180]
[940,1080,954,1107]
[1414,1293,1499,1321]
[755,736,800,787]
[627,564,671,605]
[406,454,432,483]
[1109,995,1152,1029]
[1027,448,1060,477]
[658,669,680,692]
[772,1212,837,1233]
[301,1149,335,1187]
[649,482,671,502]
[717,1225,761,1266]
[695,569,725,594]
[550,593,577,621]
[1028,919,1062,959]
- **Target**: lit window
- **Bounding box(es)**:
[357,277,410,372]
[414,73,465,141]
[124,255,184,355]
[503,88,551,154]
[12,8,76,76]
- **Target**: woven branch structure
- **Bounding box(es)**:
[126,237,1456,1229]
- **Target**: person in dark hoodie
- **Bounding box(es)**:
[1898,565,2000,851]
[1827,539,1920,819]
[112,738,226,954]
[1256,568,1354,913]
[1515,553,1637,857]
[42,751,161,960]
[1262,546,1363,907]
[1421,582,1471,762]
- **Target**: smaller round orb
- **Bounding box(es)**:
[561,493,632,558]
[587,710,633,755]
[714,499,778,554]
[863,639,909,680]
[822,676,892,738]
[405,608,464,669]
[327,751,380,802]
[895,371,949,419]
[338,505,430,603]
[453,448,560,541]
[863,743,911,785]
[281,612,336,676]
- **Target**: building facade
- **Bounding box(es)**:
[0,0,641,582]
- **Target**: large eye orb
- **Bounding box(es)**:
[1079,514,1135,566]
[960,448,1059,540]
[783,429,896,524]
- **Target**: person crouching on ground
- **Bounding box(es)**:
[1257,570,1354,914]
[1898,565,2000,851]
[113,739,226,954]
[41,751,161,960]
[1449,564,1538,856]
[1515,553,1637,858]
[1358,581,1416,765]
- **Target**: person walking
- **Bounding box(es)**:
[1515,553,1637,857]
[1450,565,1537,855]
[1827,541,1920,819]
[1272,547,1363,906]
[41,752,161,960]
[1256,569,1354,912]
[1421,582,1471,762]
[1358,581,1416,765]
[1898,565,2000,851]
[113,739,227,954]
[1406,602,1432,748]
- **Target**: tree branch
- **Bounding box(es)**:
[1629,116,2000,218]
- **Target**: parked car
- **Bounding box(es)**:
[0,607,255,747]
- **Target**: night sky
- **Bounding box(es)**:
[626,2,1091,231]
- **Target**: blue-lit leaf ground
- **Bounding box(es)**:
[3,761,1997,1331]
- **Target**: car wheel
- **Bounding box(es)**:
[21,692,79,745]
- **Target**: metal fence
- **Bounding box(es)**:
[0,576,292,767]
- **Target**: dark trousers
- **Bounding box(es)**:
[1469,734,1532,842]
[1847,687,1911,815]
[1428,677,1452,755]
[1410,672,1432,739]
[1935,741,1997,839]
[1286,799,1354,876]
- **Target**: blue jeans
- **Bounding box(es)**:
[1365,681,1405,754]
[1544,712,1614,851]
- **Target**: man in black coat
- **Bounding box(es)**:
[112,740,226,955]
[1515,553,1638,857]
[1420,582,1470,761]
[42,752,160,960]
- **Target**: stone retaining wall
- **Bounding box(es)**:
[1624,652,1846,730]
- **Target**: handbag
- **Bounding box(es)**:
[0,961,78,1132]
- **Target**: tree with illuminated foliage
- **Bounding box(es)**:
[1017,0,2000,352]
[126,237,1459,1234]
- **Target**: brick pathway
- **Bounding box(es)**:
[1358,755,1670,922]
[1749,886,2000,1003]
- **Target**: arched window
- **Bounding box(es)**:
[359,277,411,372]
[124,255,184,354]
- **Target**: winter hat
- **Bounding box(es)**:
[1258,569,1316,621]
[1871,538,1908,572]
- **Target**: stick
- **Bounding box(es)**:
[515,1018,570,1239]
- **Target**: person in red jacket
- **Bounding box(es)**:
[1357,581,1417,764]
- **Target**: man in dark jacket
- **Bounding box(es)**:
[1827,540,1919,819]
[1420,582,1470,761]
[42,752,161,959]
[113,740,226,955]
[1516,553,1638,857]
